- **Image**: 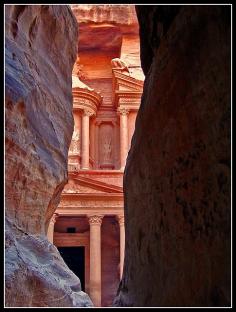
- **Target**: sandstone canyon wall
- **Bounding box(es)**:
[114,5,231,307]
[5,5,92,307]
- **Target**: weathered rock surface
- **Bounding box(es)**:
[5,5,92,307]
[71,5,138,28]
[114,5,231,307]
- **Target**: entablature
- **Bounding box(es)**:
[115,90,142,111]
[56,206,124,216]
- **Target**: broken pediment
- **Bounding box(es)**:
[63,183,105,194]
[112,70,144,92]
[112,69,143,108]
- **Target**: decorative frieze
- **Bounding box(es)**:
[60,199,123,207]
[73,87,102,117]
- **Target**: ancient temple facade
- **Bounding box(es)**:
[47,5,144,307]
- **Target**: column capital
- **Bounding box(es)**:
[50,213,59,224]
[88,214,104,225]
[83,109,95,117]
[117,107,130,116]
[116,215,125,226]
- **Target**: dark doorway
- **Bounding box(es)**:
[58,246,85,291]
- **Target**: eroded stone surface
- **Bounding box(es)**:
[114,5,231,307]
[71,5,138,27]
[5,5,92,307]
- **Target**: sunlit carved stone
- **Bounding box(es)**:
[55,4,144,307]
[111,58,130,75]
[81,110,95,169]
[69,128,80,154]
[88,215,104,306]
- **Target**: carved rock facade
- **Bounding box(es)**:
[52,5,144,307]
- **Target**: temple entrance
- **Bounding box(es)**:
[58,246,85,291]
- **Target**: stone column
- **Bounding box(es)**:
[118,108,129,170]
[81,109,94,169]
[90,121,95,163]
[74,111,82,130]
[88,214,104,307]
[94,122,100,169]
[47,213,58,244]
[116,215,125,279]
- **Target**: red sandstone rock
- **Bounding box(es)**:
[5,5,92,307]
[114,5,231,307]
[71,5,138,28]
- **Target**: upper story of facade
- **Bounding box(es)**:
[67,5,144,173]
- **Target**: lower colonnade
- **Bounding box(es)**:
[47,212,125,307]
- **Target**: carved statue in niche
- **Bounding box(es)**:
[111,58,130,75]
[69,128,80,153]
[103,136,112,163]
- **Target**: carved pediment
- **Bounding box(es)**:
[62,176,123,195]
[63,183,105,194]
[113,70,144,92]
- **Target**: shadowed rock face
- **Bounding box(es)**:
[114,5,231,307]
[5,5,92,307]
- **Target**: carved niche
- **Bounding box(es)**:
[98,122,115,169]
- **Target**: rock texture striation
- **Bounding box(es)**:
[114,5,231,307]
[5,5,92,307]
[71,5,138,27]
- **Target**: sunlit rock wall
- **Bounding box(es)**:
[5,5,92,307]
[114,5,231,307]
